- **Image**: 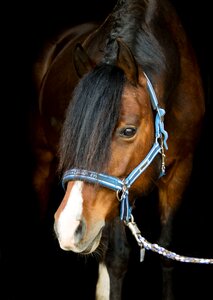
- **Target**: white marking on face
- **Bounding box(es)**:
[56,181,83,249]
[96,262,110,300]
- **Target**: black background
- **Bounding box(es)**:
[1,1,212,299]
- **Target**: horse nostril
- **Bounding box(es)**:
[75,220,85,239]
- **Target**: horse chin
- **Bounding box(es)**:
[81,229,103,254]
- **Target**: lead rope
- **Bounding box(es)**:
[125,214,213,264]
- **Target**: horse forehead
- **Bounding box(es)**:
[121,83,150,118]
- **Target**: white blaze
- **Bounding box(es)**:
[57,181,83,249]
[96,262,110,300]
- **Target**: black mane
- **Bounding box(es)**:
[59,64,124,173]
[103,0,167,74]
[103,0,179,90]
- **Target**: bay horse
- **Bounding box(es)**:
[32,0,205,299]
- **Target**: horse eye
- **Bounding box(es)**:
[119,127,137,138]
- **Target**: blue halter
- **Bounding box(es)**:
[62,73,168,222]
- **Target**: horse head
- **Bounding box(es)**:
[54,38,162,254]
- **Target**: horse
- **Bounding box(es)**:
[31,0,205,299]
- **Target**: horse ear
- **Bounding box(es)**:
[116,38,139,86]
[73,43,94,78]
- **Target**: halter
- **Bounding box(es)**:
[62,73,168,222]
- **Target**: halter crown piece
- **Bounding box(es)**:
[62,73,168,222]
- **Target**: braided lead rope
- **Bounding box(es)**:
[125,215,213,264]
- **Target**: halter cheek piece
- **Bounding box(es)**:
[62,73,168,222]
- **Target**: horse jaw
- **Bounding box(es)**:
[54,181,105,253]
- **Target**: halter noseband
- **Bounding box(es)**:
[62,73,168,222]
